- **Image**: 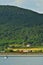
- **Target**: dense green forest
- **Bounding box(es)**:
[0,5,43,47]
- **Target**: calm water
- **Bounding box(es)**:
[0,56,43,65]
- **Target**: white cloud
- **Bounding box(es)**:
[34,0,43,6]
[15,0,24,6]
[33,0,43,13]
[15,0,22,3]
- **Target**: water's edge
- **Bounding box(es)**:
[0,54,43,57]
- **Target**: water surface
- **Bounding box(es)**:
[0,56,43,65]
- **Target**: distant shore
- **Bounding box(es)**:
[0,52,43,57]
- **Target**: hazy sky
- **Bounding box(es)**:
[0,0,43,13]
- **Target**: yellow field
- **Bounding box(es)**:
[7,48,43,53]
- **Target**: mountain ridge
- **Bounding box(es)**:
[0,5,43,26]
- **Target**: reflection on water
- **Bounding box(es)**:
[0,56,43,65]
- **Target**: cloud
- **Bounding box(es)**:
[32,0,43,13]
[34,0,43,6]
[15,0,24,5]
[15,0,22,3]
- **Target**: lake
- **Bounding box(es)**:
[0,56,43,65]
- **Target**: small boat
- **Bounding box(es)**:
[4,56,8,59]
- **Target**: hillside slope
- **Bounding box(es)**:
[0,5,43,46]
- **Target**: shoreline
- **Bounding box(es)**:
[0,53,43,57]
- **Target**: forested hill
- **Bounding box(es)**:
[0,5,43,46]
[0,5,43,25]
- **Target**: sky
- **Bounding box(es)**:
[0,0,43,13]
